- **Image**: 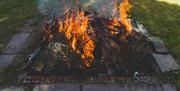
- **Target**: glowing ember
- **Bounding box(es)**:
[58,10,95,67]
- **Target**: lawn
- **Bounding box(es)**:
[131,0,180,88]
[0,0,38,53]
[131,0,180,62]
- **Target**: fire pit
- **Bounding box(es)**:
[22,0,169,83]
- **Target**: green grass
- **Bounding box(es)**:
[131,0,180,62]
[130,0,180,88]
[0,0,39,53]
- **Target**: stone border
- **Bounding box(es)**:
[0,19,179,90]
[135,21,180,73]
[0,19,37,72]
[0,83,176,91]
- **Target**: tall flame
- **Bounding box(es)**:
[119,0,132,32]
[56,0,132,67]
[58,10,95,67]
[111,0,132,32]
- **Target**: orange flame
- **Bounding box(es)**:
[111,0,132,32]
[58,11,95,67]
[119,0,132,32]
[56,0,132,67]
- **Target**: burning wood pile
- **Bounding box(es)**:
[24,0,154,78]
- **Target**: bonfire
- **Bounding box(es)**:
[24,0,152,78]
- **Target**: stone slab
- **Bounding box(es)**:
[22,25,36,33]
[83,84,127,91]
[0,87,24,91]
[153,53,180,73]
[4,33,30,54]
[163,84,177,91]
[83,84,176,91]
[21,18,38,33]
[0,55,16,71]
[148,37,169,54]
[33,83,80,91]
[136,23,150,37]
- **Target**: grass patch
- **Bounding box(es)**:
[131,0,180,89]
[131,0,180,62]
[0,0,39,53]
[0,0,43,87]
[0,56,36,90]
[0,19,43,88]
[0,60,23,87]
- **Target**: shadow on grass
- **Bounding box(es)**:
[131,0,180,89]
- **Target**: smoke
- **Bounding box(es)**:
[37,0,121,17]
[37,0,66,16]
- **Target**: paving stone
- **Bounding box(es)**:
[21,19,38,33]
[148,37,169,54]
[22,25,36,33]
[163,84,177,91]
[153,53,180,73]
[133,27,141,33]
[83,84,174,91]
[136,23,150,37]
[0,55,16,71]
[33,83,80,91]
[0,87,24,91]
[4,33,31,54]
[83,84,120,91]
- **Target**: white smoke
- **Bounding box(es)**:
[38,0,66,16]
[37,0,120,17]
